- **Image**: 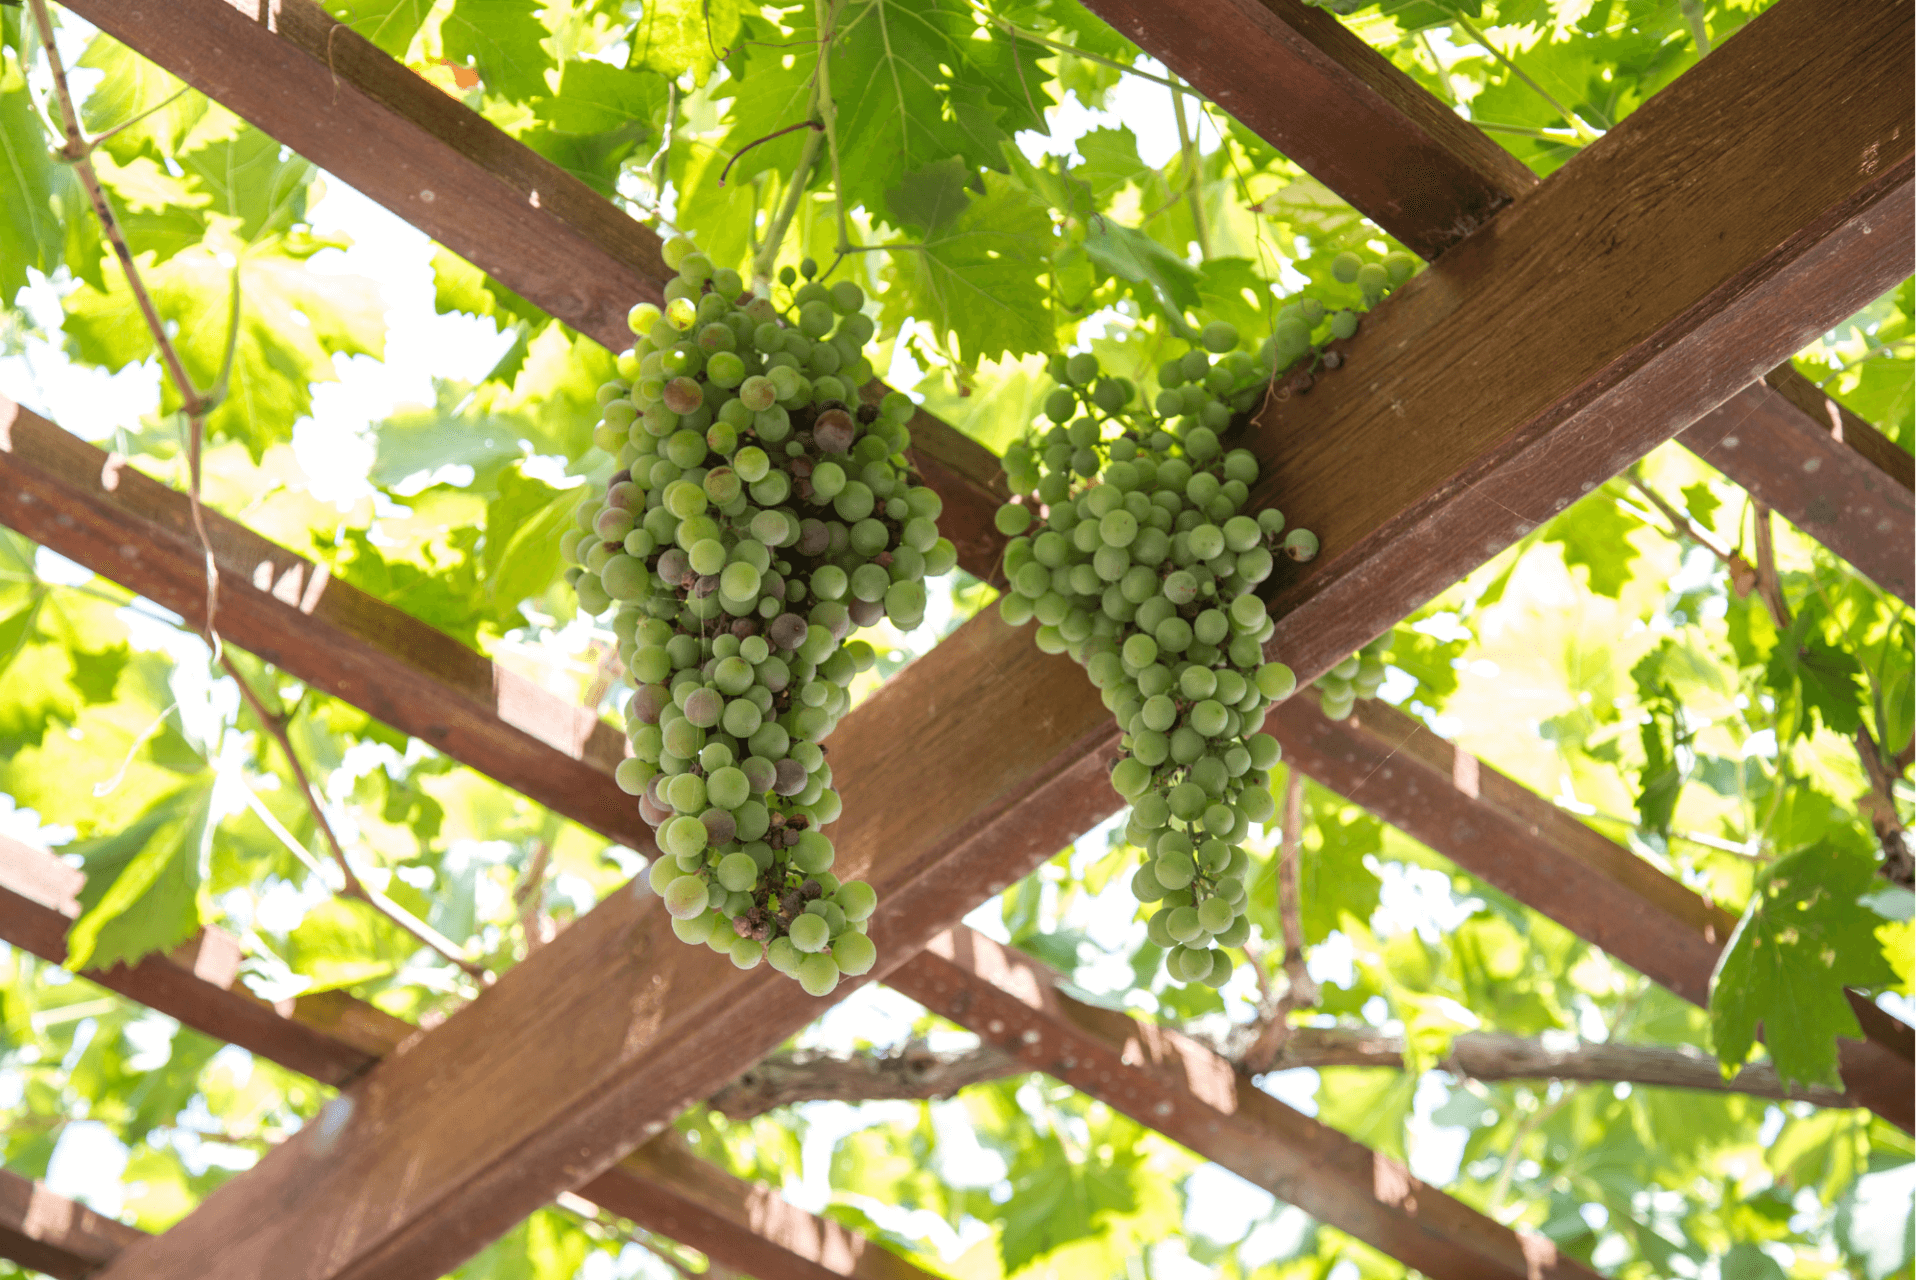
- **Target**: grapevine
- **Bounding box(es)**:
[993,254,1415,991]
[560,240,956,995]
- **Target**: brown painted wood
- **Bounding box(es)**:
[0,401,646,854]
[0,837,937,1280]
[61,0,1008,582]
[17,3,1907,1275]
[1076,0,1537,258]
[1681,370,1914,602]
[1269,697,1915,1130]
[889,929,1599,1280]
[588,1146,935,1280]
[0,1168,146,1280]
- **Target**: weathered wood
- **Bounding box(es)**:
[1269,697,1915,1130]
[0,838,938,1280]
[61,0,1008,582]
[0,1168,146,1280]
[1681,368,1914,602]
[889,930,1599,1280]
[1076,0,1537,258]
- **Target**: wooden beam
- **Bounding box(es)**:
[57,0,1009,582]
[1075,0,1537,258]
[888,929,1600,1280]
[1268,697,1916,1130]
[30,4,1914,1276]
[0,1169,145,1280]
[0,837,938,1280]
[0,401,647,854]
[1681,367,1915,603]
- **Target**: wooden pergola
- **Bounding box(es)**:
[0,0,1911,1276]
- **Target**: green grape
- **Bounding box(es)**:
[797,952,839,996]
[1330,250,1361,283]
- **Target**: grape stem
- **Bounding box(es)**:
[814,0,854,258]
[1169,77,1210,261]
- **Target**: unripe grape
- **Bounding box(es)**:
[995,502,1032,535]
[663,874,710,919]
[729,936,764,969]
[1331,250,1362,283]
[832,931,876,975]
[790,912,830,953]
[1329,309,1359,341]
[1200,320,1239,353]
[796,952,839,996]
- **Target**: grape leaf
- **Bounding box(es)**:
[1082,220,1202,321]
[281,897,420,992]
[883,158,973,236]
[430,244,548,330]
[368,381,529,491]
[66,778,215,972]
[997,1129,1140,1274]
[628,0,742,86]
[1544,485,1641,597]
[65,223,386,461]
[0,66,98,299]
[1073,126,1145,208]
[878,171,1055,366]
[441,0,554,103]
[536,60,667,136]
[319,0,434,58]
[77,36,225,164]
[177,125,317,243]
[1764,610,1866,740]
[482,465,574,609]
[1708,843,1900,1087]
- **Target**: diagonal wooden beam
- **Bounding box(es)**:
[1268,698,1915,1130]
[0,1168,145,1280]
[57,0,1010,581]
[888,929,1600,1280]
[0,402,647,854]
[17,3,1910,1276]
[0,836,938,1280]
[1681,366,1914,603]
[1075,0,1538,258]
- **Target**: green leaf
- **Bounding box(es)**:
[318,0,434,58]
[0,64,95,299]
[1765,610,1866,740]
[878,171,1056,367]
[1313,1067,1417,1161]
[628,0,742,86]
[1073,126,1145,208]
[998,1130,1139,1274]
[68,642,131,705]
[1544,486,1641,598]
[440,0,554,103]
[64,225,386,461]
[1082,220,1203,321]
[282,897,419,991]
[482,465,573,608]
[176,125,317,243]
[430,244,548,330]
[368,379,529,490]
[77,35,228,163]
[535,60,665,136]
[66,778,215,971]
[883,158,973,237]
[1708,843,1901,1087]
[1681,480,1721,530]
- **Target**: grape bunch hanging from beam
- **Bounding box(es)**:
[993,251,1415,990]
[559,239,958,995]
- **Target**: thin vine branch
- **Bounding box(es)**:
[28,0,228,651]
[223,652,493,982]
[1169,77,1209,260]
[1245,770,1312,1073]
[814,0,853,255]
[1452,13,1602,143]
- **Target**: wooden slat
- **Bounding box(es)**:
[0,1169,145,1280]
[1269,698,1915,1130]
[0,838,936,1280]
[60,0,1009,582]
[29,4,1913,1276]
[0,402,645,854]
[1680,367,1915,602]
[1076,0,1537,258]
[888,929,1598,1280]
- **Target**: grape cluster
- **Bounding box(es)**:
[560,240,958,995]
[993,320,1323,991]
[1313,632,1393,720]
